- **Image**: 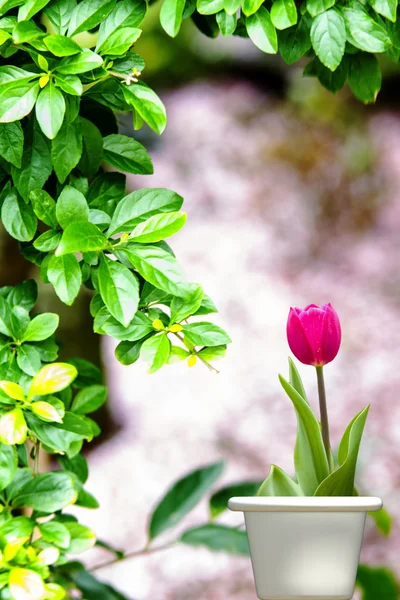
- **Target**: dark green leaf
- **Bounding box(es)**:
[1,187,37,241]
[51,118,83,184]
[56,561,129,600]
[13,471,77,513]
[71,384,107,415]
[149,461,224,539]
[87,172,126,216]
[279,16,312,63]
[68,0,116,36]
[59,453,88,483]
[209,481,261,518]
[0,122,23,168]
[181,524,249,555]
[356,565,399,600]
[115,339,142,365]
[98,255,139,327]
[347,52,381,103]
[48,254,82,305]
[77,117,103,178]
[122,83,167,135]
[94,307,154,341]
[103,134,153,175]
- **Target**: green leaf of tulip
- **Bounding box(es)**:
[314,405,370,496]
[257,465,303,496]
[279,374,330,495]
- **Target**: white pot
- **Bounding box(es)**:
[228,496,382,600]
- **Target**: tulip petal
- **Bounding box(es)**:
[320,303,341,364]
[286,308,315,365]
[298,306,326,365]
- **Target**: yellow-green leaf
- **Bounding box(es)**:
[28,363,78,400]
[0,409,27,445]
[9,567,46,600]
[31,401,63,423]
[0,381,25,401]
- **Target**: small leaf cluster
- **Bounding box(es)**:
[257,359,370,496]
[160,0,400,102]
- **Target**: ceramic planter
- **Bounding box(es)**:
[228,496,383,600]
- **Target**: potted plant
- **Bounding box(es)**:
[229,303,382,600]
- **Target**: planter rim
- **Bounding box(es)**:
[228,496,383,512]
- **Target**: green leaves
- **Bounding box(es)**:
[122,83,167,135]
[1,188,37,242]
[149,461,224,540]
[71,385,107,414]
[28,362,77,399]
[56,50,103,75]
[0,122,23,168]
[140,333,170,373]
[257,465,302,496]
[98,27,142,56]
[0,443,17,490]
[343,8,392,52]
[182,322,231,346]
[12,120,52,201]
[98,255,139,327]
[315,405,369,496]
[22,313,59,342]
[56,185,88,229]
[67,0,116,36]
[245,7,278,53]
[306,0,335,18]
[35,81,66,140]
[271,0,297,30]
[356,565,399,600]
[96,0,147,50]
[48,254,82,305]
[51,118,83,184]
[160,0,185,36]
[56,221,109,256]
[279,16,312,63]
[369,0,397,22]
[108,188,183,236]
[311,9,346,71]
[44,34,82,56]
[279,374,330,495]
[103,134,153,175]
[181,525,249,555]
[13,471,77,513]
[209,481,261,518]
[129,211,186,243]
[347,52,382,103]
[0,80,39,123]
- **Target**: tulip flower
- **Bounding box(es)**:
[286,303,341,367]
[286,303,341,472]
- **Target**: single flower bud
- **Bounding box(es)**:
[286,303,341,367]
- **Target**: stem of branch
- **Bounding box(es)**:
[173,332,219,374]
[90,541,177,572]
[33,440,40,477]
[316,366,332,472]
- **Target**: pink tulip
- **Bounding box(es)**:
[286,303,341,367]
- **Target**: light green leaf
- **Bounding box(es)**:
[30,189,57,228]
[22,313,59,342]
[18,0,51,21]
[56,185,89,229]
[98,255,139,327]
[311,9,346,71]
[56,50,103,75]
[369,0,396,22]
[0,381,25,400]
[108,188,183,236]
[12,20,44,44]
[56,221,109,256]
[71,384,107,415]
[16,345,42,376]
[257,464,303,496]
[216,10,237,35]
[242,0,263,16]
[129,211,186,243]
[197,0,224,14]
[31,400,64,423]
[67,0,116,36]
[271,0,297,30]
[306,0,335,17]
[0,80,39,123]
[123,245,190,297]
[44,34,81,56]
[224,0,241,13]
[181,524,249,555]
[48,254,82,305]
[140,333,170,373]
[0,122,23,168]
[33,230,61,252]
[94,307,153,341]
[279,375,330,495]
[288,357,308,402]
[96,0,147,50]
[160,0,185,36]
[54,73,82,96]
[315,405,369,496]
[347,52,381,103]
[51,118,83,184]
[182,321,231,346]
[0,443,17,490]
[369,506,392,536]
[343,8,392,52]
[64,522,96,553]
[1,188,37,242]
[28,362,77,399]
[170,284,204,323]
[197,345,226,361]
[149,461,224,539]
[103,133,153,175]
[39,521,71,549]
[44,0,77,35]
[13,471,77,512]
[9,568,46,600]
[209,481,261,518]
[97,26,141,56]
[246,7,278,54]
[122,82,167,135]
[35,81,66,140]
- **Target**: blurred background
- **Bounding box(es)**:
[2,5,400,599]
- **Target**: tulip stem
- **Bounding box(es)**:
[316,366,333,472]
